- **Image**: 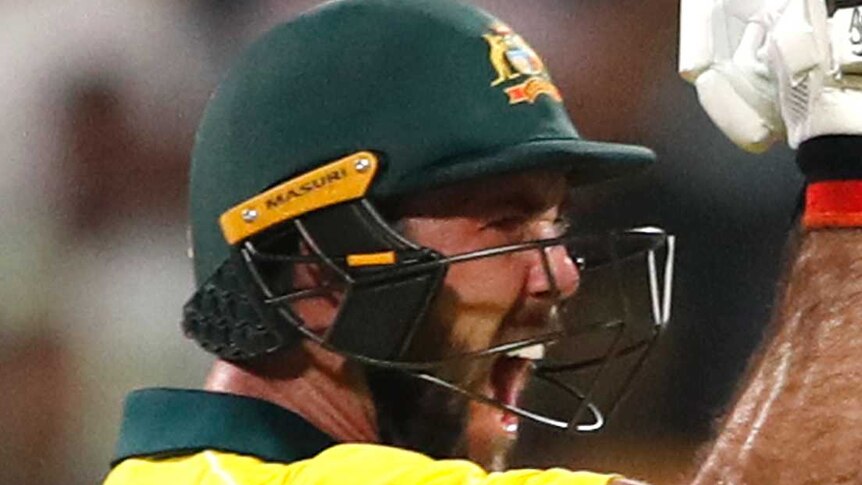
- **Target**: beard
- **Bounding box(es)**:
[359,286,482,460]
[364,365,471,460]
[363,358,518,471]
[360,287,549,469]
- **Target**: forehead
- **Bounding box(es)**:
[394,169,570,217]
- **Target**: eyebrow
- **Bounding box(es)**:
[475,186,570,216]
[393,176,570,219]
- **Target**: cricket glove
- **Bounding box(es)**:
[679,0,862,152]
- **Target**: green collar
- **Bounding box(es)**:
[112,388,336,466]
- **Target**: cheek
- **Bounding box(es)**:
[402,218,528,353]
[446,254,525,305]
[443,255,526,350]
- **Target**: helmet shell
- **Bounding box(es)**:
[190,0,654,283]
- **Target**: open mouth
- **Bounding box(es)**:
[488,344,545,435]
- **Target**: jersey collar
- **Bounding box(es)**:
[112,388,336,465]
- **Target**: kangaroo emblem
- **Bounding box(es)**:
[484,23,546,86]
[484,25,521,86]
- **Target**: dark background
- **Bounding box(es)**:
[0,1,800,483]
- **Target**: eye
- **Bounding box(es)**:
[484,215,528,230]
[551,215,572,236]
[479,215,531,243]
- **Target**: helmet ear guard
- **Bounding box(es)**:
[182,250,290,361]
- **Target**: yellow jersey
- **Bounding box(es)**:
[103,389,622,485]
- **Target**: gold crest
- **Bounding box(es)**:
[484,22,561,104]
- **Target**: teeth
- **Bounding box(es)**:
[506,344,545,360]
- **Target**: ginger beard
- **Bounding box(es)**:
[365,280,554,470]
[361,171,574,468]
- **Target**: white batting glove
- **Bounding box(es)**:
[679,0,862,152]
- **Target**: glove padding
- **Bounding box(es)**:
[679,0,862,152]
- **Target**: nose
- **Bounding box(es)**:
[526,243,580,300]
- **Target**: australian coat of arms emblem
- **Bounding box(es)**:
[483,22,562,104]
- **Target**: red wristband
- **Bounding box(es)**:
[804,180,862,229]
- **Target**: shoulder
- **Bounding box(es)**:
[102,445,451,485]
[104,445,634,485]
[295,444,486,482]
[301,445,630,485]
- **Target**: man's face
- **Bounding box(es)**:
[366,169,580,469]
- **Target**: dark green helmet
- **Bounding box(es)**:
[189,0,654,286]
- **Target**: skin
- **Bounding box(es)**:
[691,228,862,485]
[391,170,580,467]
[206,169,581,469]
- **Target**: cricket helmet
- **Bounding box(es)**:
[183,0,672,434]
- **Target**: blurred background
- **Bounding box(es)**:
[0,1,801,484]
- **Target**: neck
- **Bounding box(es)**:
[204,342,380,444]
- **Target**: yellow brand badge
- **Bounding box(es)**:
[219,152,379,245]
[483,22,562,105]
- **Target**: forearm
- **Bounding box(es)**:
[693,229,862,484]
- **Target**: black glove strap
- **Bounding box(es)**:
[796,135,862,181]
